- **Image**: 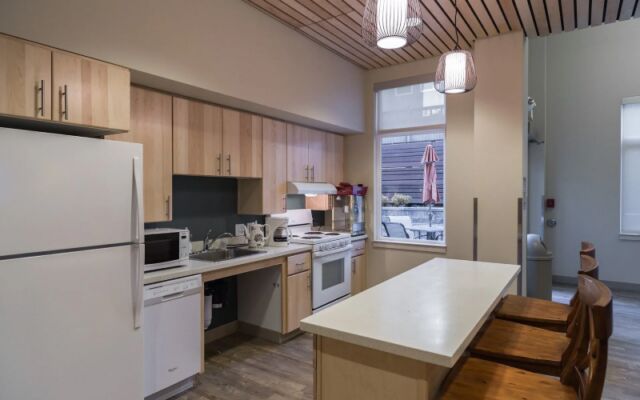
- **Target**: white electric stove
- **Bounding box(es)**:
[271,209,353,311]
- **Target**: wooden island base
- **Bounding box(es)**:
[314,335,450,400]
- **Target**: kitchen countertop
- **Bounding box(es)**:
[351,235,368,241]
[144,244,312,285]
[300,258,520,368]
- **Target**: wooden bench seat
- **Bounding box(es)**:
[439,357,575,400]
[470,318,571,376]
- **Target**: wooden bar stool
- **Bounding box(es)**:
[468,255,599,376]
[495,246,598,332]
[439,274,612,400]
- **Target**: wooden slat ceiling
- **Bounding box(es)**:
[245,0,640,69]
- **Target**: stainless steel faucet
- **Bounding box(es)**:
[203,229,213,252]
[213,232,234,251]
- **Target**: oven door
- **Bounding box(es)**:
[312,247,352,310]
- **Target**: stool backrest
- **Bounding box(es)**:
[562,275,613,400]
[579,255,599,279]
[580,241,596,258]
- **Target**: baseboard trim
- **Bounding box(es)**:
[204,321,239,344]
[237,321,304,344]
[553,275,640,292]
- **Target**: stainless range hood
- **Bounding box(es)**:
[287,181,337,195]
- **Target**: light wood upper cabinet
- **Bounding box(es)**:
[285,269,312,333]
[173,97,223,176]
[52,51,130,131]
[222,109,262,178]
[238,117,287,215]
[287,123,310,182]
[0,35,51,120]
[109,87,172,222]
[307,128,327,183]
[325,133,344,185]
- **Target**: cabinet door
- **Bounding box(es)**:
[287,123,310,182]
[52,51,129,130]
[286,270,312,333]
[325,133,344,185]
[307,128,327,183]
[0,35,51,120]
[222,109,262,178]
[173,97,223,176]
[108,87,173,222]
[351,255,367,295]
[262,118,288,213]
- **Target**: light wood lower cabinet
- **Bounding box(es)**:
[173,97,223,176]
[0,35,51,120]
[52,51,130,131]
[108,86,173,222]
[238,117,287,215]
[351,255,367,295]
[285,270,312,333]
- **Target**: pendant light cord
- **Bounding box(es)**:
[454,0,460,50]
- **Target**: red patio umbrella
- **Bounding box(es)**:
[422,144,440,227]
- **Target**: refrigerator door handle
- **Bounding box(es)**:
[132,157,144,243]
[133,243,144,329]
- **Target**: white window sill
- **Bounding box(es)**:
[372,239,447,253]
[620,233,640,241]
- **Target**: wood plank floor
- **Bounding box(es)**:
[177,285,640,400]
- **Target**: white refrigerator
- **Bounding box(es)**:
[0,128,145,400]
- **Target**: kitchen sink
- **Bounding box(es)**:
[190,247,267,262]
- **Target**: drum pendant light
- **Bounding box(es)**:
[362,0,422,50]
[434,0,477,94]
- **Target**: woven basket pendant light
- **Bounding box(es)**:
[435,0,477,94]
[362,0,422,49]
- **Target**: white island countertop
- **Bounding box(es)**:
[301,258,520,368]
[143,244,312,285]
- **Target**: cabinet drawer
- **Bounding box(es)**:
[352,239,366,257]
[287,252,311,276]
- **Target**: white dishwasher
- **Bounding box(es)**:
[144,275,202,399]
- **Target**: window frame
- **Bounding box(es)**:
[373,79,447,248]
[620,96,640,240]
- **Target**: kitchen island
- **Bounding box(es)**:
[300,258,520,400]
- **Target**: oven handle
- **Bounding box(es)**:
[314,245,353,258]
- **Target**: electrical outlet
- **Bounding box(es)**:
[235,224,245,236]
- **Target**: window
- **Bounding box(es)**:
[375,81,446,245]
[621,97,640,237]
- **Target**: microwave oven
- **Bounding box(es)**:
[144,228,190,272]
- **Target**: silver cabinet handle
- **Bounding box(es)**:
[282,195,287,212]
[132,243,144,329]
[217,154,222,175]
[305,165,309,182]
[226,154,231,175]
[36,79,44,116]
[60,84,68,120]
[165,195,171,218]
[311,165,315,182]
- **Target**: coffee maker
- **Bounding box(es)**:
[265,216,291,247]
[326,195,366,236]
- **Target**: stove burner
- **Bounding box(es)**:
[292,235,300,238]
[305,231,322,235]
[302,236,322,239]
[324,232,341,236]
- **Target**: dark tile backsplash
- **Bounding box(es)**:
[145,176,264,241]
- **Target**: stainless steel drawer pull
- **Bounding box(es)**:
[226,154,231,175]
[217,154,222,175]
[60,84,68,120]
[36,80,45,116]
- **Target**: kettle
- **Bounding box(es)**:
[243,223,271,248]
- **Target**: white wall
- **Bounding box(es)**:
[0,0,364,133]
[530,19,640,285]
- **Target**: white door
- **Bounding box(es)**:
[0,128,143,257]
[0,245,144,400]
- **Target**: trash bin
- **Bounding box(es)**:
[527,234,553,300]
